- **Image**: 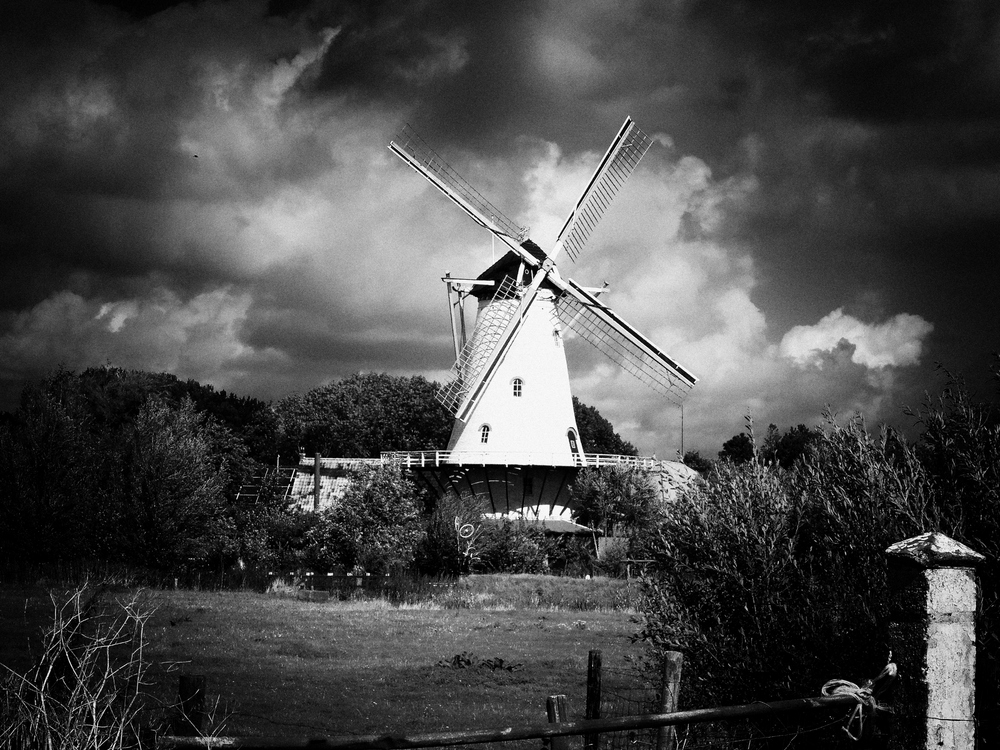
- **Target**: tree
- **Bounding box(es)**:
[571,465,660,562]
[760,423,821,468]
[719,432,755,464]
[119,397,231,567]
[572,397,638,456]
[61,366,280,462]
[0,368,267,569]
[474,519,550,574]
[276,373,452,459]
[305,464,425,574]
[682,450,714,475]
[0,374,106,563]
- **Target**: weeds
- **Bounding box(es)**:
[433,574,640,611]
[0,586,153,750]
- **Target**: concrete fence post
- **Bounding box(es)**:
[886,532,984,750]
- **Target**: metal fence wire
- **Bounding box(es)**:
[599,661,663,750]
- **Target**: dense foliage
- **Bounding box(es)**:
[304,464,425,574]
[416,492,488,576]
[571,465,660,556]
[275,373,452,459]
[474,519,552,574]
[0,367,637,579]
[639,364,1000,744]
[681,450,713,474]
[718,421,822,468]
[572,397,638,456]
[0,368,278,570]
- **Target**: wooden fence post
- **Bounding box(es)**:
[546,694,570,750]
[655,651,683,750]
[886,532,983,750]
[175,675,207,736]
[585,650,602,750]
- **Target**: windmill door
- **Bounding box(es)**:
[567,429,584,466]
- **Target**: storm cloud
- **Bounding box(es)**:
[2,0,996,455]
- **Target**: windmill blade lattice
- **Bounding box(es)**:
[392,124,529,243]
[557,121,654,262]
[438,275,522,414]
[554,289,696,406]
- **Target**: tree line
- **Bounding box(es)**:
[0,366,638,575]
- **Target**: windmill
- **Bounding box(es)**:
[387,118,697,520]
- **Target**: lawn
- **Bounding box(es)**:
[1,579,650,739]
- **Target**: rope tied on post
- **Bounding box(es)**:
[821,662,897,741]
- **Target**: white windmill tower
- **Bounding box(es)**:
[387,118,697,520]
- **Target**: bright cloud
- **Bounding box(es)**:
[0,288,253,388]
[511,132,935,456]
[779,309,933,369]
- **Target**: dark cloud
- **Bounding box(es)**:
[684,0,1000,121]
[1,0,995,454]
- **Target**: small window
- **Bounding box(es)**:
[480,424,491,444]
[512,378,523,397]
[567,429,579,453]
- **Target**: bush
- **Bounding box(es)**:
[474,519,549,574]
[304,464,424,574]
[415,492,489,577]
[638,395,982,712]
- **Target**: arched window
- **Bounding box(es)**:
[512,378,523,397]
[480,424,491,444]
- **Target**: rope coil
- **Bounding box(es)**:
[821,662,897,742]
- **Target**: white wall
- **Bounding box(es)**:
[447,289,581,465]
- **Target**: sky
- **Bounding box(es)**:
[1,0,998,458]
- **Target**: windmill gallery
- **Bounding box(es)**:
[377,118,700,524]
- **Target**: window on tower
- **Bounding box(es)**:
[480,424,491,444]
[512,378,523,397]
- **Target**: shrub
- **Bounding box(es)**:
[474,519,549,574]
[304,464,424,574]
[639,412,936,709]
[415,492,489,577]
[639,362,1000,744]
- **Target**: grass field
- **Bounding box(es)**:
[1,577,649,739]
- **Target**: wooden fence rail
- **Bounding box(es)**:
[158,692,865,750]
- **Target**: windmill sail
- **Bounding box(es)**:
[554,279,697,405]
[390,124,530,250]
[437,275,521,414]
[554,118,654,262]
[392,115,696,418]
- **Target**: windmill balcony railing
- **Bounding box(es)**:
[380,450,665,469]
